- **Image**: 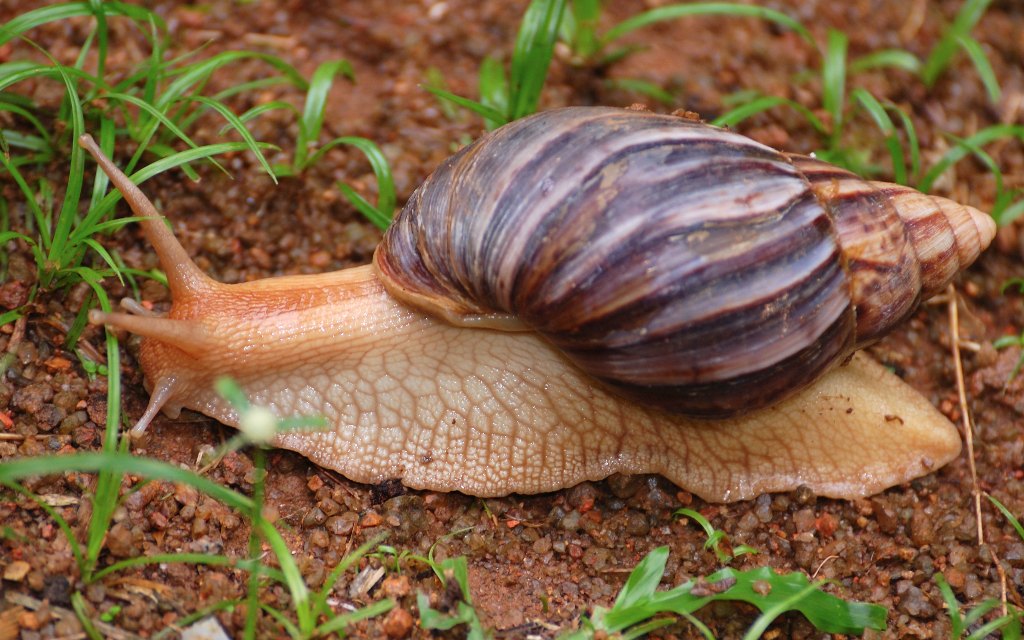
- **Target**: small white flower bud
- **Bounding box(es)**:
[239,405,278,443]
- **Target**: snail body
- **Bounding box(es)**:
[81,107,993,502]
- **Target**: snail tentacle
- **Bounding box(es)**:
[78,134,215,300]
[89,309,217,357]
[131,375,183,436]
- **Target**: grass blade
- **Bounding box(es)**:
[40,58,85,279]
[74,141,277,242]
[316,599,395,635]
[849,48,921,74]
[612,546,669,610]
[298,59,354,157]
[561,0,601,59]
[822,28,847,143]
[935,573,967,637]
[852,88,908,184]
[187,95,276,180]
[478,56,509,129]
[956,34,1001,103]
[322,135,396,229]
[918,124,1024,193]
[159,51,307,112]
[602,2,813,49]
[423,86,507,126]
[0,1,165,47]
[509,0,566,121]
[922,0,993,87]
[988,495,1024,541]
[712,94,827,135]
[605,78,676,105]
[0,452,256,522]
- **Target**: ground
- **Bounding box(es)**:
[1,0,1023,638]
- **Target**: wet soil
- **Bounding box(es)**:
[1,0,1023,638]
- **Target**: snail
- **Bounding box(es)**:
[80,106,995,502]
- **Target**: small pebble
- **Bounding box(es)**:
[181,617,230,640]
[380,574,411,599]
[896,581,935,618]
[326,511,358,536]
[12,382,53,414]
[302,507,327,528]
[871,498,899,534]
[106,522,137,558]
[3,560,30,581]
[382,606,413,638]
[792,508,816,532]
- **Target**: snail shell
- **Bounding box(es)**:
[376,107,993,417]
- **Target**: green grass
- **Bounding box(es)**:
[416,554,490,640]
[0,5,279,307]
[928,496,1024,637]
[579,2,813,64]
[922,0,1000,103]
[424,0,1019,239]
[0,382,393,638]
[674,508,757,565]
[712,21,1020,220]
[0,3,394,635]
[371,515,886,638]
[559,546,886,639]
[992,319,1024,404]
[0,452,394,637]
[428,0,814,129]
[426,0,566,129]
[369,529,485,638]
[424,0,1015,227]
[0,0,397,295]
[936,571,1021,639]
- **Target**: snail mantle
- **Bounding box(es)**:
[81,107,995,502]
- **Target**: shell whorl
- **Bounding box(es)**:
[374,107,994,417]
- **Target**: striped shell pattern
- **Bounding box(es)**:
[374,107,992,417]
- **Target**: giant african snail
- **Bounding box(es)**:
[81,106,995,502]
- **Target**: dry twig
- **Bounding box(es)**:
[947,283,1011,616]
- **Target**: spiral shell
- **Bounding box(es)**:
[374,107,994,417]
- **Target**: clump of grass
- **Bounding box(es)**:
[561,0,813,66]
[559,546,886,639]
[556,508,884,637]
[921,0,1001,103]
[929,496,1024,638]
[935,572,1021,639]
[416,554,490,640]
[0,0,399,304]
[0,379,393,638]
[714,19,1020,220]
[333,137,396,230]
[0,4,395,636]
[0,3,280,320]
[370,529,485,637]
[674,508,757,565]
[429,0,813,129]
[221,58,397,229]
[426,0,567,130]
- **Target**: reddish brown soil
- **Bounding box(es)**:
[1,1,1023,638]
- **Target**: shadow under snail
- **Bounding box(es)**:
[80,106,995,502]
